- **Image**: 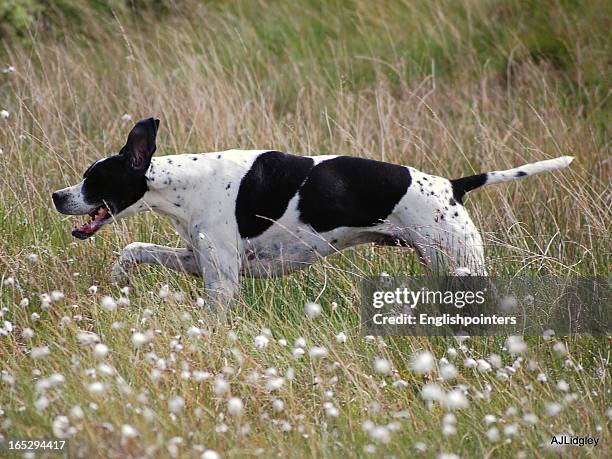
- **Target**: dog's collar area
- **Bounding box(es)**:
[71,204,111,239]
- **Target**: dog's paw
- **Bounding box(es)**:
[111,262,129,284]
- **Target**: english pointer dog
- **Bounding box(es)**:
[52,118,574,306]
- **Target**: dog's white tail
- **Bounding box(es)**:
[451,156,574,203]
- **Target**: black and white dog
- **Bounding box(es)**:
[52,118,573,306]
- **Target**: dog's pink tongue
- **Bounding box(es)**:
[94,207,109,221]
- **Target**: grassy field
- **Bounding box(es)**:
[0,0,610,457]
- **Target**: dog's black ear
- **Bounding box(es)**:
[121,117,160,173]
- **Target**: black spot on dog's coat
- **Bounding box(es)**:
[515,171,527,177]
[298,156,411,232]
[450,173,487,204]
[235,151,314,238]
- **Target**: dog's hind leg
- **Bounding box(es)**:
[111,242,200,283]
[404,216,487,276]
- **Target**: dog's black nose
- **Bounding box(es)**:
[52,191,63,206]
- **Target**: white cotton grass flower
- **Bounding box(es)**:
[159,284,170,299]
[0,110,9,119]
[439,364,457,380]
[503,423,519,437]
[335,331,347,343]
[52,415,72,439]
[453,267,471,276]
[304,301,322,318]
[265,377,284,392]
[438,453,460,459]
[486,426,500,442]
[552,342,568,356]
[505,336,527,355]
[87,285,98,294]
[254,334,269,349]
[201,450,220,459]
[369,425,391,444]
[34,395,49,411]
[291,347,305,359]
[121,113,133,122]
[545,402,563,417]
[442,389,469,410]
[213,376,230,395]
[500,295,518,312]
[121,424,138,439]
[410,351,435,374]
[414,442,427,452]
[543,329,555,340]
[523,412,538,425]
[131,331,149,348]
[309,346,328,359]
[556,379,569,392]
[168,396,185,413]
[69,405,84,420]
[87,381,105,396]
[489,353,502,368]
[373,357,392,375]
[50,290,64,302]
[484,414,497,425]
[100,296,117,312]
[477,359,492,372]
[93,343,109,359]
[420,383,444,402]
[272,399,284,412]
[227,397,244,416]
[21,327,34,339]
[31,346,50,360]
[187,326,203,339]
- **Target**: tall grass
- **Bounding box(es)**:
[0,1,610,457]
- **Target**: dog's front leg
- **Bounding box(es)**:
[193,232,241,309]
[111,242,200,283]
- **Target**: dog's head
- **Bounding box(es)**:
[52,117,159,239]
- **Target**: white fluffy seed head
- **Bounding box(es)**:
[410,351,435,374]
[31,346,50,360]
[335,331,347,343]
[87,381,105,396]
[100,296,117,312]
[440,364,458,380]
[420,383,444,401]
[443,390,469,411]
[121,424,138,438]
[254,334,269,349]
[201,450,220,459]
[373,357,391,375]
[131,332,148,348]
[309,346,328,359]
[93,343,109,359]
[505,336,527,355]
[227,397,244,416]
[304,302,322,318]
[168,396,185,413]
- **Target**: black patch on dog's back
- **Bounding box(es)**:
[297,156,411,232]
[236,151,314,238]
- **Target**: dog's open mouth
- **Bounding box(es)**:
[72,205,111,239]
